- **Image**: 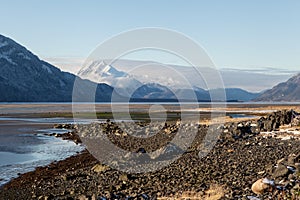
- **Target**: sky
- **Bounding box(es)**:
[0,0,300,73]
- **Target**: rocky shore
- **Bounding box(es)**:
[1,110,300,199]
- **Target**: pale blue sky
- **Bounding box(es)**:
[1,0,300,71]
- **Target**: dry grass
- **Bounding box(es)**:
[199,115,260,125]
[158,184,225,200]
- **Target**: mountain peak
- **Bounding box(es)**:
[79,60,127,78]
[77,60,143,94]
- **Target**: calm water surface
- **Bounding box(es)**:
[0,117,85,186]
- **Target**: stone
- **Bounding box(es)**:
[273,164,289,178]
[251,178,271,195]
[257,171,265,175]
[119,174,129,182]
[136,148,147,153]
[78,195,89,200]
[287,153,300,166]
[227,149,234,153]
[69,190,75,195]
[91,164,108,173]
[276,158,286,165]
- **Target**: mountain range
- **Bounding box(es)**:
[78,60,260,101]
[0,34,298,102]
[86,59,296,93]
[254,73,300,101]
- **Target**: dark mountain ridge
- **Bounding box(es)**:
[0,34,115,102]
[254,73,300,102]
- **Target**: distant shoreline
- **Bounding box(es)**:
[0,101,300,104]
[1,102,300,117]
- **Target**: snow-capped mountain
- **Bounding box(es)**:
[96,59,296,93]
[78,60,142,96]
[78,60,127,78]
[0,34,115,102]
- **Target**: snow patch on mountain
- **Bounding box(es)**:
[0,41,9,48]
[0,54,17,65]
[79,60,127,78]
[17,52,32,60]
[78,60,143,96]
[42,64,53,74]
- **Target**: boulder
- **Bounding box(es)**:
[251,178,272,195]
[273,164,289,178]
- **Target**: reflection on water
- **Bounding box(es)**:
[0,120,84,186]
[228,113,258,119]
[0,117,98,124]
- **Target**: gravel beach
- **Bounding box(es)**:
[1,109,300,199]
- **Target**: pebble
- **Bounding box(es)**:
[92,164,109,173]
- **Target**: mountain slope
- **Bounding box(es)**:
[78,60,142,95]
[131,83,176,99]
[254,73,300,101]
[0,35,114,102]
[211,88,260,102]
[174,87,211,101]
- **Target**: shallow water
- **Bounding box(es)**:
[0,117,96,124]
[0,119,85,186]
[228,113,258,119]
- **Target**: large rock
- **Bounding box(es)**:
[258,110,293,132]
[251,178,272,195]
[273,163,290,178]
